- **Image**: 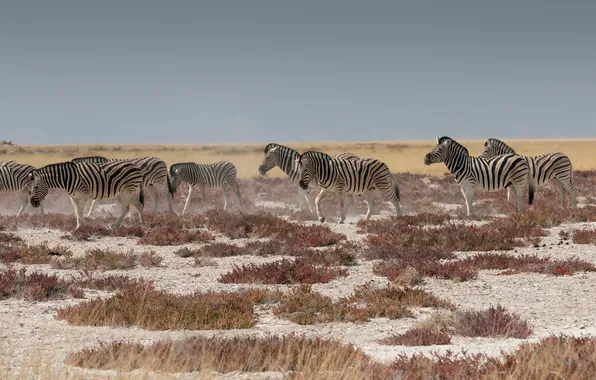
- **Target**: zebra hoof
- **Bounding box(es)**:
[319,217,325,223]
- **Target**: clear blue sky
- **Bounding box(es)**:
[1,0,594,144]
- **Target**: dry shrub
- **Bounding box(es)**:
[380,328,451,346]
[0,242,73,265]
[389,335,596,380]
[62,224,145,241]
[56,284,280,330]
[139,251,163,268]
[451,305,532,338]
[77,274,154,292]
[138,226,213,246]
[144,212,205,230]
[374,253,596,283]
[65,334,383,377]
[0,268,81,301]
[572,229,596,244]
[357,213,452,234]
[364,218,544,255]
[204,210,345,247]
[391,266,424,287]
[53,249,137,271]
[273,283,454,325]
[0,231,23,243]
[177,240,357,266]
[218,258,348,284]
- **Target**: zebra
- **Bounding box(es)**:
[0,160,45,217]
[297,151,402,224]
[169,161,243,215]
[423,136,535,215]
[28,161,145,229]
[258,143,360,212]
[479,138,576,208]
[71,156,175,216]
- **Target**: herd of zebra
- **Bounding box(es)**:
[0,136,576,229]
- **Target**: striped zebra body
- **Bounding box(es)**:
[480,138,576,208]
[29,161,145,229]
[258,143,362,213]
[72,156,174,215]
[170,161,242,214]
[297,151,401,223]
[0,160,45,217]
[258,143,315,211]
[424,136,535,215]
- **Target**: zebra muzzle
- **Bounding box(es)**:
[423,155,432,165]
[298,180,308,190]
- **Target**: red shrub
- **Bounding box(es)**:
[380,328,452,346]
[138,227,213,246]
[0,268,81,301]
[452,305,532,338]
[218,258,348,284]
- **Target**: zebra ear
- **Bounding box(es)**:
[268,146,278,154]
[436,136,439,144]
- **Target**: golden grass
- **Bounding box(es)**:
[1,139,595,179]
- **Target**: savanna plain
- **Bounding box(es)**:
[2,139,596,379]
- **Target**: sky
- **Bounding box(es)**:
[0,0,594,145]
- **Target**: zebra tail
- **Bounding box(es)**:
[393,182,400,201]
[167,174,176,199]
[528,173,535,205]
[139,178,145,207]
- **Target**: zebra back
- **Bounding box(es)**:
[170,161,238,189]
[71,156,110,164]
[331,152,360,161]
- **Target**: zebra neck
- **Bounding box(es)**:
[278,152,300,177]
[443,153,471,180]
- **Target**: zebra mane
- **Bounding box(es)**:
[71,156,109,164]
[298,151,331,164]
[486,138,516,154]
[437,136,470,156]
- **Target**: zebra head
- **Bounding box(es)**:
[480,138,515,160]
[258,145,280,176]
[27,171,49,208]
[297,151,324,190]
[169,166,183,191]
[424,136,453,165]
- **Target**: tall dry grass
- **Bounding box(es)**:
[1,138,594,179]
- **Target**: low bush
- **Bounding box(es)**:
[138,226,213,246]
[380,328,452,346]
[0,268,81,301]
[218,258,348,284]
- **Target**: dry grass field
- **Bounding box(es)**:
[1,138,595,179]
[3,140,596,379]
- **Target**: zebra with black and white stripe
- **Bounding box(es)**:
[0,160,45,217]
[28,161,145,229]
[424,136,535,215]
[297,151,401,223]
[71,156,175,215]
[479,138,576,208]
[258,143,360,212]
[169,161,243,214]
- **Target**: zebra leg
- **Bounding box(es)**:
[115,194,132,228]
[223,190,229,211]
[315,189,327,223]
[506,187,513,204]
[299,188,314,213]
[364,192,376,220]
[146,185,158,213]
[129,192,146,225]
[200,185,207,212]
[16,190,29,218]
[461,186,475,216]
[70,197,85,229]
[512,185,525,213]
[182,185,193,216]
[86,199,97,217]
[553,179,566,207]
[338,192,348,224]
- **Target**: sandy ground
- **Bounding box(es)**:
[2,198,596,379]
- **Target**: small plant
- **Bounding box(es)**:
[0,268,81,301]
[65,334,382,376]
[572,229,596,244]
[56,285,281,330]
[218,258,348,284]
[53,248,137,271]
[451,305,532,338]
[380,328,452,346]
[139,251,163,268]
[138,227,213,246]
